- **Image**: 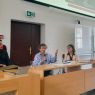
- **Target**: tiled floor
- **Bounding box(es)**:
[81,90,95,95]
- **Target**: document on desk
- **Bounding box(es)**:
[81,64,92,69]
[0,65,18,70]
[53,63,72,66]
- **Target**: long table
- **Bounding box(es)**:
[0,71,40,95]
[29,61,95,95]
[0,61,95,95]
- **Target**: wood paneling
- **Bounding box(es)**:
[85,68,95,92]
[0,72,40,95]
[43,71,85,95]
[0,71,4,78]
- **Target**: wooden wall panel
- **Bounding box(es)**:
[43,71,85,95]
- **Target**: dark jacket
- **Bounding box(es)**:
[0,50,10,66]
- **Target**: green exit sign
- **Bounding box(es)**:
[26,11,35,17]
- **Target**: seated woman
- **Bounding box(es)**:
[63,44,78,63]
[0,39,10,67]
[62,44,78,73]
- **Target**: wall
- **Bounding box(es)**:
[0,0,95,60]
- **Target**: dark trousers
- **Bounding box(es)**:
[44,70,52,76]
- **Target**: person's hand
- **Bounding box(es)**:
[43,56,47,61]
[55,49,58,56]
[3,64,6,67]
[0,64,6,67]
[41,56,47,65]
[0,64,3,67]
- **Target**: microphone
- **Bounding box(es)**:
[44,54,47,61]
[62,54,65,62]
[44,54,46,56]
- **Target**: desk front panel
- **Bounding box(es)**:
[43,70,85,95]
[85,68,95,92]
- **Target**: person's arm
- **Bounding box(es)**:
[33,54,46,66]
[0,64,6,67]
[73,55,78,61]
[49,54,57,63]
[50,55,57,63]
[63,54,71,64]
[64,54,68,61]
[50,50,58,63]
[33,55,41,66]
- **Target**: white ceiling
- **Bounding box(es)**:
[66,0,95,10]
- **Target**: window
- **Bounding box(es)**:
[75,28,82,49]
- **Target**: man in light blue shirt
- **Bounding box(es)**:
[33,43,58,66]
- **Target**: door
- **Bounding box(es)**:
[11,21,40,66]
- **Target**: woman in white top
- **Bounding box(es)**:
[63,44,78,62]
[62,44,78,73]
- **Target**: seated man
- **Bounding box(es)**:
[33,43,58,76]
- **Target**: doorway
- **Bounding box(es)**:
[11,20,41,66]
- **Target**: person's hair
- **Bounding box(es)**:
[38,43,47,49]
[0,39,2,41]
[67,44,75,55]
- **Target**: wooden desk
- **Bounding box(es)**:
[0,71,40,95]
[29,61,95,95]
[0,71,4,78]
[0,61,95,95]
[30,61,91,77]
[85,68,95,92]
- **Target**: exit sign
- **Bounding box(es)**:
[26,11,35,17]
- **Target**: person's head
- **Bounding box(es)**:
[0,40,2,45]
[67,44,75,55]
[38,43,47,54]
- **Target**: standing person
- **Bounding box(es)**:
[0,39,10,66]
[33,43,58,76]
[64,44,78,62]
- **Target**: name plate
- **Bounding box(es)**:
[81,64,92,70]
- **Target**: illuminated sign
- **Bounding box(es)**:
[26,11,35,17]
